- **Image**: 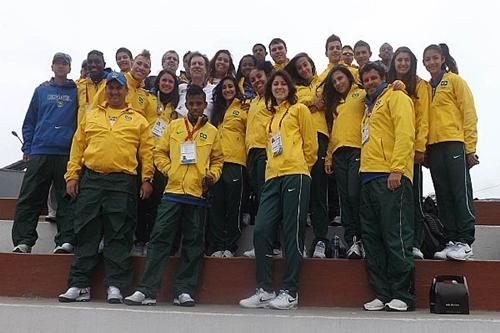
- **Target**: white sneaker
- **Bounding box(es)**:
[222,250,234,258]
[58,287,90,302]
[385,299,409,311]
[12,244,31,253]
[54,243,74,254]
[363,298,385,311]
[412,247,424,259]
[243,248,255,257]
[313,241,326,258]
[173,293,195,307]
[211,250,224,257]
[124,291,156,306]
[268,290,298,310]
[347,237,365,259]
[272,249,282,257]
[243,248,281,258]
[107,286,123,304]
[433,241,455,260]
[132,242,146,256]
[239,288,276,308]
[446,242,473,261]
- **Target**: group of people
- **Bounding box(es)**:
[12,33,478,312]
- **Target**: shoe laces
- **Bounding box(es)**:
[275,290,291,300]
[315,241,325,250]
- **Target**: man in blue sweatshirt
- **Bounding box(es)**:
[12,52,78,254]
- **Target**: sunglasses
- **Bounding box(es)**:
[342,52,353,56]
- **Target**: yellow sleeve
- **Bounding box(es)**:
[296,86,314,107]
[389,91,415,174]
[65,116,87,181]
[153,124,172,176]
[297,104,318,171]
[208,131,224,183]
[455,76,478,153]
[414,81,430,152]
[144,94,158,124]
[90,83,106,109]
[138,121,155,182]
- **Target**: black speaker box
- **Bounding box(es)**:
[429,275,469,314]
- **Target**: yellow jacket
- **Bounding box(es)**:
[154,117,224,198]
[245,96,272,152]
[428,72,478,153]
[151,102,177,140]
[124,72,157,124]
[325,85,365,165]
[65,103,154,182]
[413,78,430,153]
[265,101,318,181]
[218,99,247,166]
[76,78,106,125]
[360,86,415,181]
[296,76,329,137]
[90,72,158,125]
[318,61,359,83]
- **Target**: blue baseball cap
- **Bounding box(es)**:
[106,71,127,87]
[52,52,72,65]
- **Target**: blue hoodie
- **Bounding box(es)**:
[22,78,77,155]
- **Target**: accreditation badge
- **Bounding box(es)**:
[270,131,283,157]
[152,119,167,138]
[361,123,369,145]
[180,141,197,164]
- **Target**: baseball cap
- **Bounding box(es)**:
[106,71,127,87]
[52,52,72,65]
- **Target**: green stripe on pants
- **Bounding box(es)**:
[12,155,74,247]
[360,176,415,307]
[332,147,361,246]
[310,133,329,243]
[427,141,475,244]
[137,200,206,298]
[254,174,310,296]
[68,169,137,289]
[208,162,245,252]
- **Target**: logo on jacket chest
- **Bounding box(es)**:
[138,96,145,105]
[199,132,208,141]
[48,94,71,108]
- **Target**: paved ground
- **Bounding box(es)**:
[1,297,499,333]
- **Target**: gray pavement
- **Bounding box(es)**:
[0,297,499,333]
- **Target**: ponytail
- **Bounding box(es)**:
[438,43,459,74]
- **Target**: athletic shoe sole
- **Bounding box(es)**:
[124,299,156,306]
[58,296,90,303]
[173,300,195,307]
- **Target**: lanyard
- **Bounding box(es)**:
[268,108,289,134]
[184,118,202,141]
[85,84,89,104]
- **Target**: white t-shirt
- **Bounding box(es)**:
[175,83,216,122]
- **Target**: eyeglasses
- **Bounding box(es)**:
[342,52,353,56]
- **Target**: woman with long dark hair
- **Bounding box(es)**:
[423,43,478,261]
[285,52,329,258]
[240,70,317,310]
[387,47,430,259]
[208,76,247,257]
[322,65,365,259]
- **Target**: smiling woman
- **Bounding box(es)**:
[240,70,318,310]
